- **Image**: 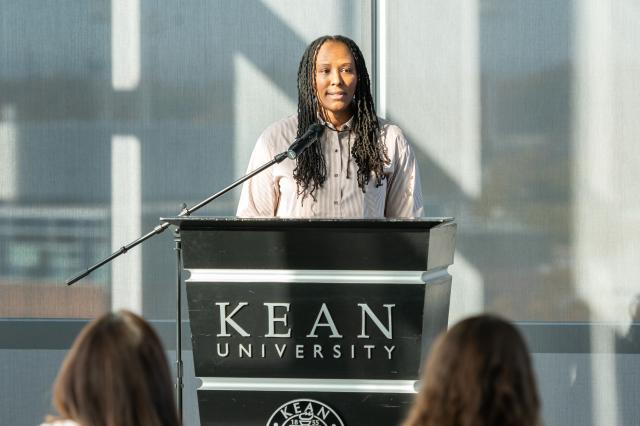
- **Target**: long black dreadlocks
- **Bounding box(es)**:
[293,35,388,199]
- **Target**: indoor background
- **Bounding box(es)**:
[1,1,639,425]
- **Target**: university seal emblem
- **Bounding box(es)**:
[267,398,345,426]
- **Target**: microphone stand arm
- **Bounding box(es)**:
[66,149,288,286]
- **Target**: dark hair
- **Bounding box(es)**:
[294,34,387,199]
[402,314,540,426]
[50,310,180,426]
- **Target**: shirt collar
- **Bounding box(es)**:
[317,114,354,132]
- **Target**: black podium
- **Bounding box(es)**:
[165,217,456,426]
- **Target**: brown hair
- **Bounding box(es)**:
[402,314,540,426]
[49,310,180,426]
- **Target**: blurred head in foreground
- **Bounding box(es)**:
[402,314,540,426]
[47,310,180,426]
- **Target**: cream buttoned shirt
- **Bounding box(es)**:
[236,114,423,218]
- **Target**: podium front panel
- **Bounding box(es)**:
[187,280,426,379]
[163,218,456,426]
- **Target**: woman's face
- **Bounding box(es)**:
[314,40,358,127]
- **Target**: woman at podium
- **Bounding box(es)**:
[237,35,423,218]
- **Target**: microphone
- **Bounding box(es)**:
[287,123,325,159]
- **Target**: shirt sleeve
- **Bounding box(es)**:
[384,129,424,218]
[236,135,279,217]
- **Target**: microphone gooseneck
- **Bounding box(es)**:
[287,123,325,160]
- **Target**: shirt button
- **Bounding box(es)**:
[334,149,338,153]
[334,174,338,177]
[334,201,338,205]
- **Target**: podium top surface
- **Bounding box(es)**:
[162,217,456,271]
[161,216,454,230]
